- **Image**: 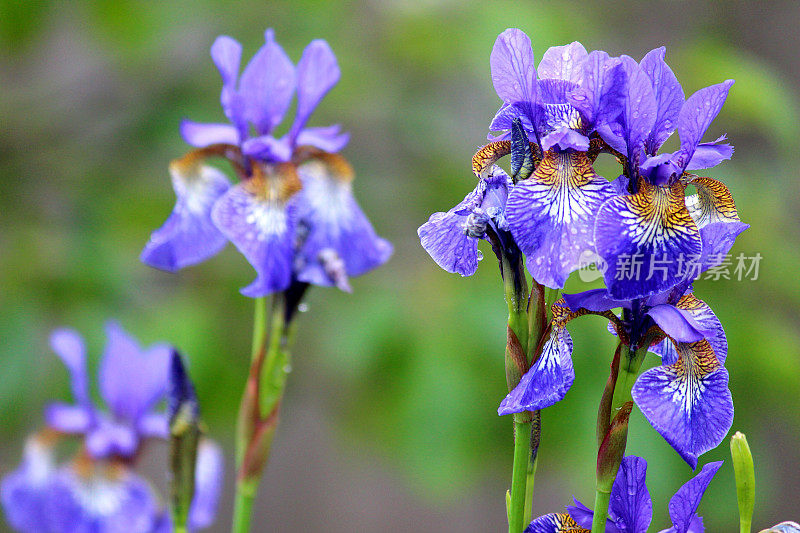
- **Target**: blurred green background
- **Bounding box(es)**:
[1,1,799,531]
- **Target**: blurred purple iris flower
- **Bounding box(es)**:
[1,324,223,532]
[142,29,391,296]
[526,455,722,533]
[45,323,171,458]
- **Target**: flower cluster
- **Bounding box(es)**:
[419,28,746,471]
[527,455,722,532]
[1,324,222,532]
[142,29,392,296]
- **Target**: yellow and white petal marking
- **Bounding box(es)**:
[506,150,616,287]
[618,180,698,250]
[684,175,740,229]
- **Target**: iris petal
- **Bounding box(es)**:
[595,181,701,300]
[632,340,733,468]
[667,461,723,533]
[100,322,171,424]
[211,174,296,296]
[507,150,616,288]
[498,327,574,414]
[141,163,230,272]
[295,156,393,286]
[537,41,588,84]
[639,47,684,155]
[289,39,340,143]
[238,28,296,135]
[525,513,590,533]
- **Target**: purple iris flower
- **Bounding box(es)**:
[548,456,722,533]
[1,325,224,532]
[45,322,171,459]
[593,48,737,299]
[418,167,511,276]
[143,30,389,296]
[557,284,733,469]
[488,29,623,288]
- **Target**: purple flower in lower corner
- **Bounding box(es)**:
[1,324,224,532]
[528,455,722,533]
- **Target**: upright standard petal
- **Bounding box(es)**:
[294,154,392,288]
[238,28,296,135]
[608,456,652,533]
[616,56,658,165]
[491,29,539,138]
[99,322,171,424]
[210,35,245,132]
[537,42,588,84]
[566,51,625,129]
[50,328,91,409]
[289,39,341,143]
[666,461,723,533]
[676,80,734,168]
[595,181,701,300]
[506,150,616,288]
[211,165,299,296]
[632,340,733,468]
[141,162,230,272]
[639,47,684,155]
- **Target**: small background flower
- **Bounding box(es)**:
[2,2,799,531]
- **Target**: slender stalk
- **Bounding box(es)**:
[510,416,533,533]
[232,295,296,533]
[593,343,646,533]
[232,479,258,533]
[523,454,538,526]
[591,488,612,532]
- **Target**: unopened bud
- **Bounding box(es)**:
[169,351,201,532]
[730,431,755,533]
[596,401,632,489]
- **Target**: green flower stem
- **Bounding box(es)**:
[609,344,646,417]
[232,295,296,533]
[523,448,538,527]
[591,488,612,532]
[510,415,533,533]
[592,343,647,533]
[232,479,258,533]
[499,248,539,533]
